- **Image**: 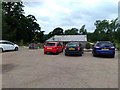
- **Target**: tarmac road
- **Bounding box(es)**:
[2,48,118,88]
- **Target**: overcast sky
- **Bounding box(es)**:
[22,0,119,34]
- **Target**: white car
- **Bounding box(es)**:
[0,40,19,52]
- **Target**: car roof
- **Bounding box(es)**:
[96,41,112,43]
[0,40,10,42]
[67,42,80,44]
[46,42,59,43]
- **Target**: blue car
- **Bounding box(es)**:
[92,41,115,58]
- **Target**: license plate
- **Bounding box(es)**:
[102,48,109,50]
[69,48,75,50]
[47,48,52,49]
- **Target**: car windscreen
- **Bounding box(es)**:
[46,43,55,46]
[96,42,113,47]
[67,43,77,47]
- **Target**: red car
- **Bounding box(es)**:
[44,42,63,54]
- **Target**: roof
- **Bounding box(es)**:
[0,40,9,42]
[46,42,58,43]
[96,41,111,43]
[46,35,87,42]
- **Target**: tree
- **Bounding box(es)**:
[25,14,41,42]
[64,28,78,35]
[52,27,63,35]
[34,31,45,43]
[92,18,119,43]
[94,20,110,41]
[47,31,53,39]
[79,25,87,35]
[2,1,42,44]
[109,18,119,42]
[2,2,24,42]
[86,18,119,43]
[87,32,95,42]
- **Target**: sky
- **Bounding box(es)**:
[22,0,119,34]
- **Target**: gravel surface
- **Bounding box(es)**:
[2,48,118,88]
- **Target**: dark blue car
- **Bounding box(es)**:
[92,41,115,58]
[65,42,83,56]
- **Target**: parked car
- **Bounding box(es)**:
[0,40,19,52]
[65,42,84,56]
[44,42,63,54]
[29,43,38,49]
[92,41,115,58]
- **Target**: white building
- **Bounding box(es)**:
[46,35,87,47]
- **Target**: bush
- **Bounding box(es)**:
[85,42,91,49]
[116,43,120,50]
[19,40,24,46]
[37,43,44,48]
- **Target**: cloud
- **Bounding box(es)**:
[22,0,119,34]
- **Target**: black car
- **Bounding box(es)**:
[92,41,115,58]
[65,42,83,56]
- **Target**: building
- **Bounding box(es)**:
[46,35,87,47]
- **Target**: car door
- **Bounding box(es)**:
[2,42,8,50]
[4,41,15,50]
[8,42,15,50]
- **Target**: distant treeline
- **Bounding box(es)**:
[2,1,120,48]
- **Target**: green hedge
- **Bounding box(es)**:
[115,43,120,50]
[85,42,92,49]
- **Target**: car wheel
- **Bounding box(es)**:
[55,51,59,55]
[44,52,47,54]
[93,52,96,57]
[65,53,68,56]
[15,47,18,51]
[82,51,84,54]
[0,48,3,52]
[93,54,97,57]
[110,54,115,58]
[79,52,82,56]
[92,52,96,57]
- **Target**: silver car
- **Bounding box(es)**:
[0,40,19,52]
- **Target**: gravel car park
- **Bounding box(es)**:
[2,47,118,88]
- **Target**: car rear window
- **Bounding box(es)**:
[67,43,77,47]
[46,43,55,46]
[96,42,113,47]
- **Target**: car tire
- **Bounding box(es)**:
[44,52,47,54]
[79,52,82,56]
[0,48,3,52]
[55,51,59,55]
[93,53,96,57]
[15,47,18,51]
[110,54,115,58]
[65,53,68,56]
[82,51,84,54]
[92,51,96,57]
